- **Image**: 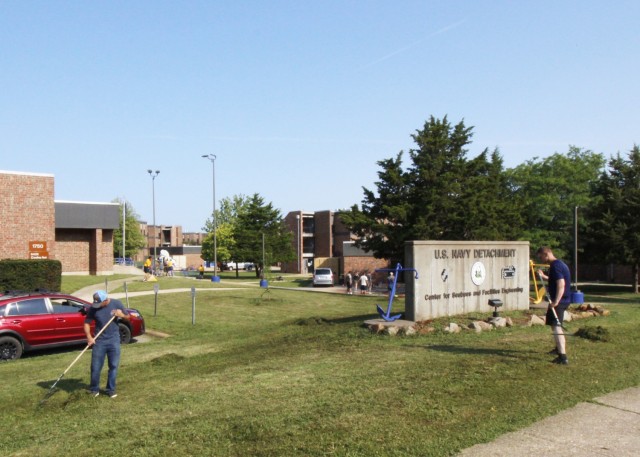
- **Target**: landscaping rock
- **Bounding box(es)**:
[385,326,399,336]
[529,315,545,326]
[489,317,507,328]
[403,326,417,336]
[444,323,461,334]
[369,323,385,333]
[505,317,514,327]
[419,326,437,335]
[469,321,484,333]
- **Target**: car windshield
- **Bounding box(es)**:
[315,269,331,275]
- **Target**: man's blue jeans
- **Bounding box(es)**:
[89,338,121,395]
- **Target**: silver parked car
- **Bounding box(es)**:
[313,268,334,287]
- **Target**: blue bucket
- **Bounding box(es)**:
[260,279,268,288]
[211,276,221,283]
[571,291,584,304]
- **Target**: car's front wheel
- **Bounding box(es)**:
[0,336,23,361]
[118,323,132,344]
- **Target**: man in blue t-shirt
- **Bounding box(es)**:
[84,290,130,398]
[536,247,571,365]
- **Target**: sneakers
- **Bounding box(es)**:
[552,354,569,365]
[88,390,118,398]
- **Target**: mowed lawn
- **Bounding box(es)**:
[2,281,640,457]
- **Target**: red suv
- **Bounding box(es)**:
[0,291,145,361]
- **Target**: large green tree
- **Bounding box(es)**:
[585,145,640,292]
[340,116,523,263]
[232,194,294,277]
[201,195,250,267]
[506,146,605,259]
[112,198,147,258]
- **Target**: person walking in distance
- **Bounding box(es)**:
[536,246,571,365]
[358,272,369,295]
[387,272,395,295]
[84,290,131,397]
[143,256,151,274]
[345,271,353,295]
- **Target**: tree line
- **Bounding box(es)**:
[340,115,640,292]
[114,115,640,291]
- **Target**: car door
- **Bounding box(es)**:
[49,297,88,343]
[5,298,56,347]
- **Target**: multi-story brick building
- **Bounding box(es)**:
[282,210,388,285]
[183,232,206,246]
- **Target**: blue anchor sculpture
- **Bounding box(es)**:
[375,263,419,321]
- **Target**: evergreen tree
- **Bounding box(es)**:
[585,145,640,291]
[341,116,522,262]
[232,194,294,277]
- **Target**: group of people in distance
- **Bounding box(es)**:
[142,255,174,278]
[344,271,395,295]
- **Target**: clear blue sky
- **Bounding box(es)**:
[1,1,638,232]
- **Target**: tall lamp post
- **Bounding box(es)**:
[147,170,160,274]
[574,205,579,290]
[296,214,300,274]
[201,154,219,281]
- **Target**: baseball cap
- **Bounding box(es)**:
[92,290,109,308]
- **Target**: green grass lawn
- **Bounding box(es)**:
[2,282,639,456]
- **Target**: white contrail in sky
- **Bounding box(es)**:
[360,18,468,69]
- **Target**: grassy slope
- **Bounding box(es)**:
[1,282,639,456]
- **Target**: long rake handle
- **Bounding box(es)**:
[51,314,117,385]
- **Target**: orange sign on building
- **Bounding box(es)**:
[29,241,49,259]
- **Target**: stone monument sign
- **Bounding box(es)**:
[405,240,530,321]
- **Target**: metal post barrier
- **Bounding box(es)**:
[191,287,196,325]
[154,283,159,316]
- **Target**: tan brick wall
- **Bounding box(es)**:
[55,228,115,275]
[343,257,389,286]
[56,229,91,273]
[313,257,340,273]
[314,211,333,257]
[0,171,55,260]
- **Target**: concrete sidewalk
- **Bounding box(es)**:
[458,386,640,456]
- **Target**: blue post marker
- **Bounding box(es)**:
[374,263,419,321]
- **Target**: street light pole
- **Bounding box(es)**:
[147,170,160,274]
[201,154,219,281]
[296,214,300,274]
[574,205,579,291]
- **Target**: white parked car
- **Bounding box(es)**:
[313,268,334,287]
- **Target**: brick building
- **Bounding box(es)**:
[282,210,389,284]
[1,170,119,275]
[1,171,55,260]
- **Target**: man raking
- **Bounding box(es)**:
[536,247,571,365]
[84,290,130,398]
